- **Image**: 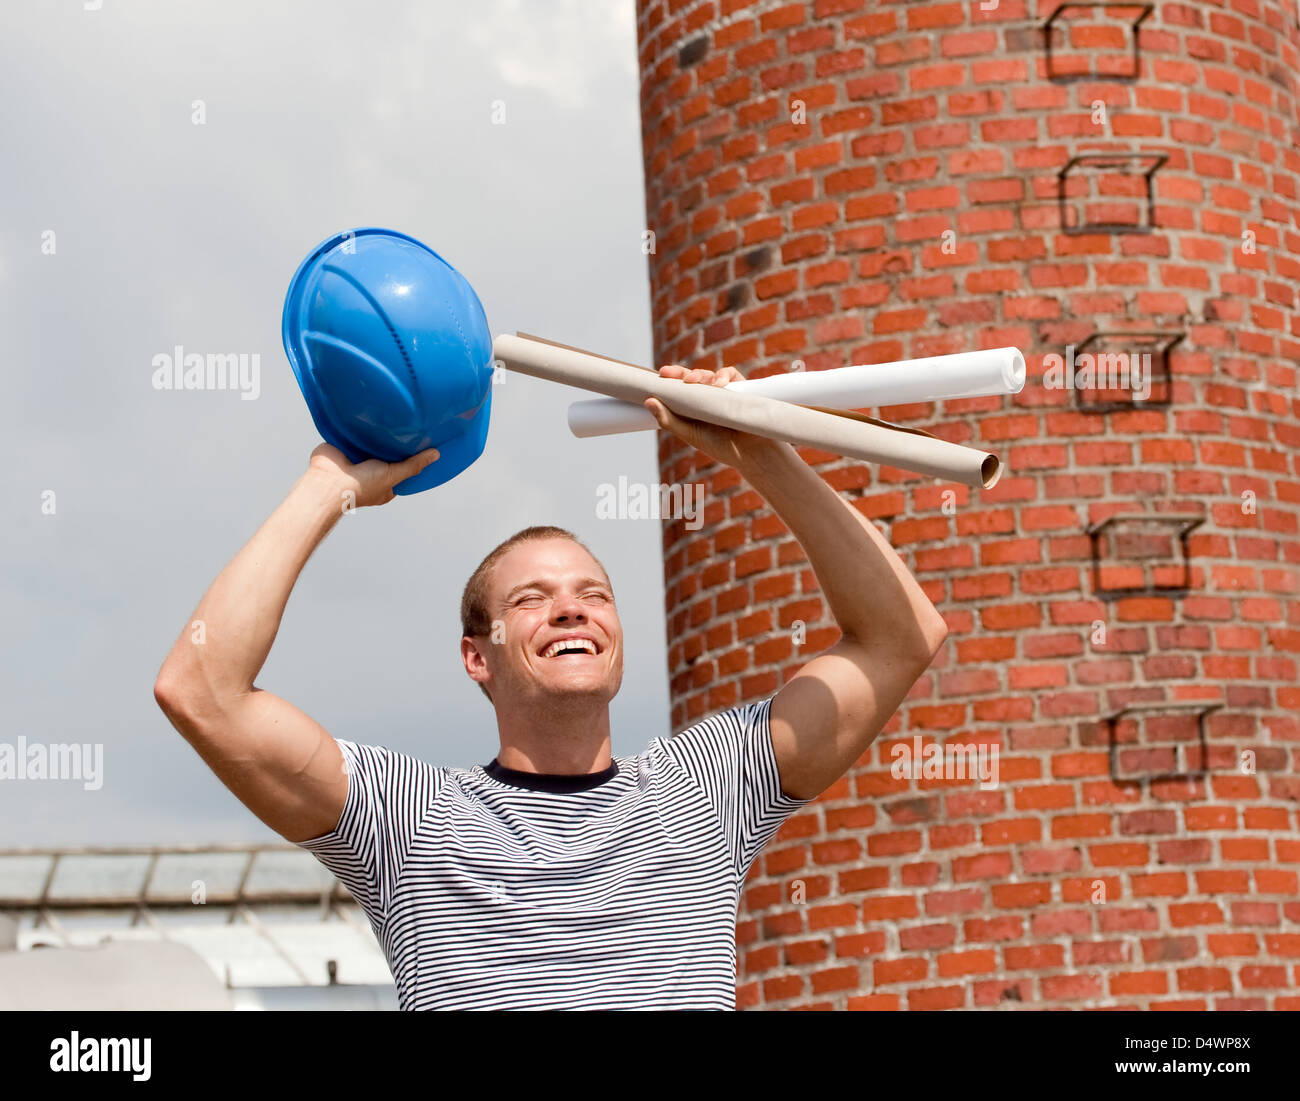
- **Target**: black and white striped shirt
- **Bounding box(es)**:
[296,695,810,1010]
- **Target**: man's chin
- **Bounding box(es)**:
[535,675,617,703]
[512,658,623,705]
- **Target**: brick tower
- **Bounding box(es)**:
[636,0,1300,1009]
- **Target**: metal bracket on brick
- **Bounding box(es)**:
[1043,1,1154,83]
[1085,511,1206,596]
[1071,330,1183,411]
[1102,699,1223,786]
[1057,152,1167,235]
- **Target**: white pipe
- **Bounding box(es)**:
[566,347,1025,438]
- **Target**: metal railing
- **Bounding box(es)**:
[0,843,352,911]
[0,844,369,986]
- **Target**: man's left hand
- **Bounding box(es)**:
[644,364,779,471]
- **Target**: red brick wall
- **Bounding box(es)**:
[636,0,1300,1009]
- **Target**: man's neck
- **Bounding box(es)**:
[492,697,613,775]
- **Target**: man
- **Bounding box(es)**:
[153,364,949,1010]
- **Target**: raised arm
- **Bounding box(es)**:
[646,367,948,801]
[152,444,438,842]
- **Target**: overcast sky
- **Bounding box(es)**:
[1,0,674,845]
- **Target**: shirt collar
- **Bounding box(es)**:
[481,758,619,793]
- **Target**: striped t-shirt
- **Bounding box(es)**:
[296,695,810,1010]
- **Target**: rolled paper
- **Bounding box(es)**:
[567,347,1026,437]
[494,333,1003,489]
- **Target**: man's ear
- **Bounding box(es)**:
[460,636,491,691]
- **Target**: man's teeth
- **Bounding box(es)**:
[542,638,598,658]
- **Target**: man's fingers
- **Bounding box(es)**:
[658,363,744,388]
[644,397,669,428]
[644,397,687,437]
[393,447,440,481]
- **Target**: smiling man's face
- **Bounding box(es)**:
[466,537,624,708]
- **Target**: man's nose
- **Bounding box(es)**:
[550,593,586,622]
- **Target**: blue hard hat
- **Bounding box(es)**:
[282,227,493,495]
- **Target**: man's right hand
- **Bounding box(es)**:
[308,442,440,508]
